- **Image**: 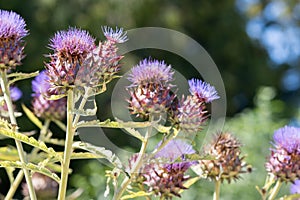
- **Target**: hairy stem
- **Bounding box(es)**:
[0,70,37,200]
[58,89,75,200]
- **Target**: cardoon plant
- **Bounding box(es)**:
[0,9,37,200]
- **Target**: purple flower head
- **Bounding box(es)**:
[0,10,28,69]
[188,79,219,103]
[49,27,95,56]
[32,70,50,95]
[10,86,22,101]
[128,58,174,87]
[0,10,28,40]
[155,139,196,162]
[102,26,128,43]
[273,126,300,153]
[291,179,300,194]
[31,70,66,120]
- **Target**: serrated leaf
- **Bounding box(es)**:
[0,161,60,183]
[22,104,43,129]
[44,138,65,146]
[121,191,153,200]
[7,71,39,85]
[76,119,154,129]
[73,142,123,169]
[0,126,59,160]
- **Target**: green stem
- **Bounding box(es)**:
[113,116,154,200]
[268,180,282,200]
[58,89,75,200]
[0,70,37,200]
[4,170,24,200]
[5,119,51,199]
[213,179,221,200]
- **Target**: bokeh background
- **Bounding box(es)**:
[0,0,299,199]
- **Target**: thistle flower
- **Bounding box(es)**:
[127,58,176,119]
[266,126,300,182]
[290,179,300,194]
[188,79,219,103]
[22,173,58,200]
[128,139,196,199]
[32,70,66,120]
[0,86,22,117]
[199,132,251,183]
[176,95,208,133]
[0,10,28,70]
[46,27,95,93]
[75,26,127,88]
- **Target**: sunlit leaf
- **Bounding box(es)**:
[0,125,59,160]
[47,93,67,100]
[73,142,123,169]
[7,71,39,85]
[0,161,60,183]
[0,146,19,161]
[121,191,153,200]
[22,104,43,129]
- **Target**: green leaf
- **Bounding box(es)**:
[73,142,123,169]
[121,191,153,200]
[0,125,59,160]
[0,161,60,183]
[0,146,19,161]
[7,71,39,85]
[22,104,43,129]
[47,93,67,100]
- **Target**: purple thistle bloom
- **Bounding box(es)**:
[32,70,66,120]
[188,78,219,103]
[49,27,95,55]
[46,27,95,93]
[10,86,22,101]
[128,58,174,87]
[291,179,300,194]
[155,139,196,162]
[102,26,128,43]
[273,126,300,153]
[266,126,300,182]
[0,10,28,69]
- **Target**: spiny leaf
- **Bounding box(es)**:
[0,126,59,160]
[22,104,43,129]
[76,119,154,129]
[73,142,123,169]
[0,161,60,183]
[121,191,153,200]
[7,71,39,85]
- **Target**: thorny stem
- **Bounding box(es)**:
[5,119,51,199]
[113,116,154,200]
[268,180,282,200]
[58,89,75,200]
[0,70,37,200]
[213,179,221,200]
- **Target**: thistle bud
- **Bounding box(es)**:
[127,58,176,119]
[128,139,196,199]
[199,132,251,183]
[75,27,127,88]
[188,79,219,103]
[0,10,28,70]
[266,126,300,182]
[32,70,66,120]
